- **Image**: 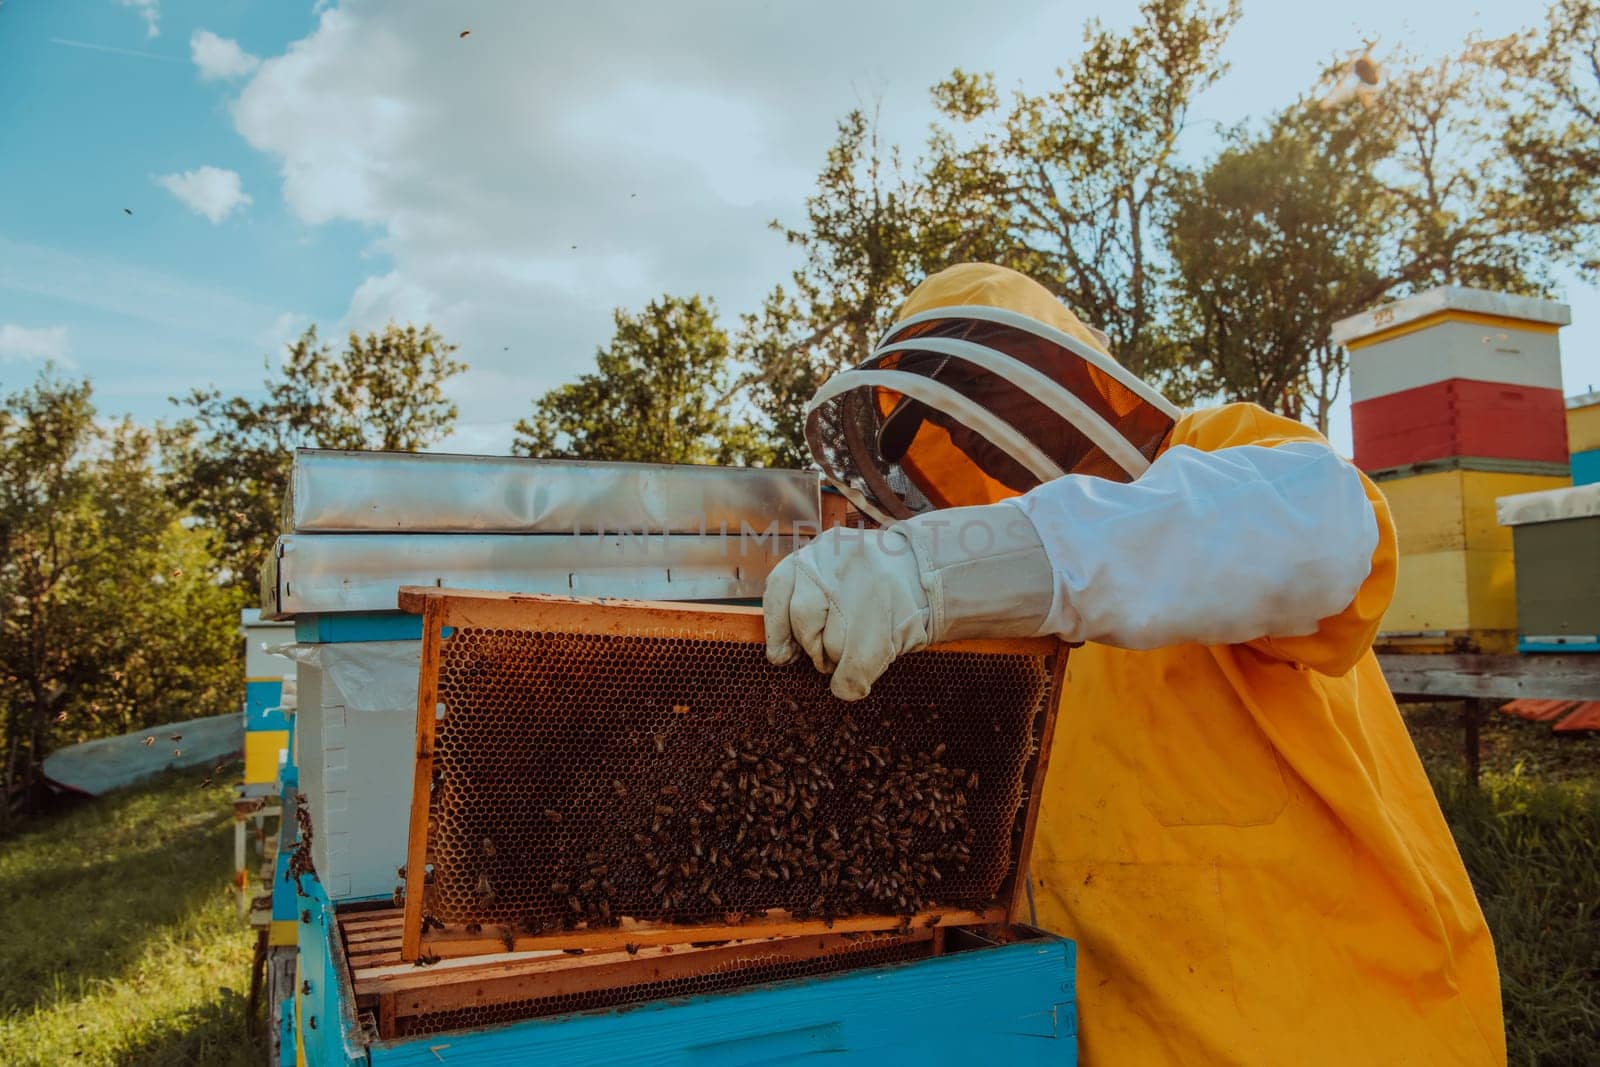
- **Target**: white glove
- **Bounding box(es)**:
[763,504,1053,700]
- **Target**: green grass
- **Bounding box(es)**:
[1,709,1594,1063]
[0,766,258,1066]
[1431,768,1600,1066]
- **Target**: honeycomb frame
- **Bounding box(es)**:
[398,589,1065,962]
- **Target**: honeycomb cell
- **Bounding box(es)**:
[420,623,1055,934]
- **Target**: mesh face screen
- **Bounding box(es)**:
[419,624,1055,935]
[391,934,932,1038]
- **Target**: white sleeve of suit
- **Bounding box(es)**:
[1004,442,1379,649]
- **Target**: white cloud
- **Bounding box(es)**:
[155,166,253,223]
[0,324,70,363]
[227,1,1083,446]
[116,0,159,40]
[190,29,260,81]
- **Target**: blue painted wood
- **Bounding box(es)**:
[1572,448,1600,487]
[245,680,290,730]
[295,613,427,644]
[1520,635,1600,653]
[295,878,371,1067]
[278,996,297,1067]
[369,937,1076,1067]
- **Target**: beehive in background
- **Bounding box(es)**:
[1497,484,1600,652]
[1332,286,1572,651]
[1569,390,1600,487]
[240,609,295,791]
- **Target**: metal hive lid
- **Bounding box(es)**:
[282,449,820,535]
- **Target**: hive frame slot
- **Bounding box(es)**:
[341,903,940,1040]
[398,589,1065,964]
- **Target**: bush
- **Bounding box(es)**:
[1431,767,1600,1065]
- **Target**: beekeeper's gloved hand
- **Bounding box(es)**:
[763,504,1053,700]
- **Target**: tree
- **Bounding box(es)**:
[740,0,1242,457]
[0,371,240,822]
[739,108,962,466]
[1486,0,1600,279]
[1168,106,1393,431]
[164,323,465,589]
[925,0,1242,391]
[514,295,768,465]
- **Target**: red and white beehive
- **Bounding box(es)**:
[1332,285,1573,651]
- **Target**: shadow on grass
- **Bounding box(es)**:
[0,768,239,1016]
[111,989,260,1067]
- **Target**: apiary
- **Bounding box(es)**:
[1497,483,1600,653]
[265,449,819,902]
[286,589,1076,1060]
[1334,286,1574,651]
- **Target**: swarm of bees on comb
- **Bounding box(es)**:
[501,700,980,934]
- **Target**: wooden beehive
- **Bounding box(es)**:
[1498,484,1600,650]
[1570,391,1600,488]
[364,588,1066,1040]
[1336,286,1575,652]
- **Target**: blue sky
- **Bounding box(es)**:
[0,0,1594,456]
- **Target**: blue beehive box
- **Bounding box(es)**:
[282,589,1077,1064]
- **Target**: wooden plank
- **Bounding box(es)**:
[1380,653,1600,700]
[396,588,1060,658]
[1009,648,1068,920]
[418,906,1000,961]
[370,931,934,1017]
[400,597,445,962]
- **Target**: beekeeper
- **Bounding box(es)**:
[763,262,1504,1064]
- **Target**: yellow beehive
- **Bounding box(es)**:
[1568,393,1600,454]
[1380,469,1569,554]
[1377,468,1568,649]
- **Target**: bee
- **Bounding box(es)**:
[624,942,641,955]
[392,886,405,908]
[653,733,666,754]
[200,777,213,788]
[414,952,441,967]
[172,748,182,758]
[659,784,678,797]
[653,804,675,817]
[421,913,444,933]
[482,837,497,858]
[543,808,563,823]
[550,880,569,895]
[563,948,585,956]
[477,872,495,905]
[612,779,628,797]
[142,736,155,747]
[53,711,68,725]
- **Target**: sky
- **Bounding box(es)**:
[0,0,1594,458]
